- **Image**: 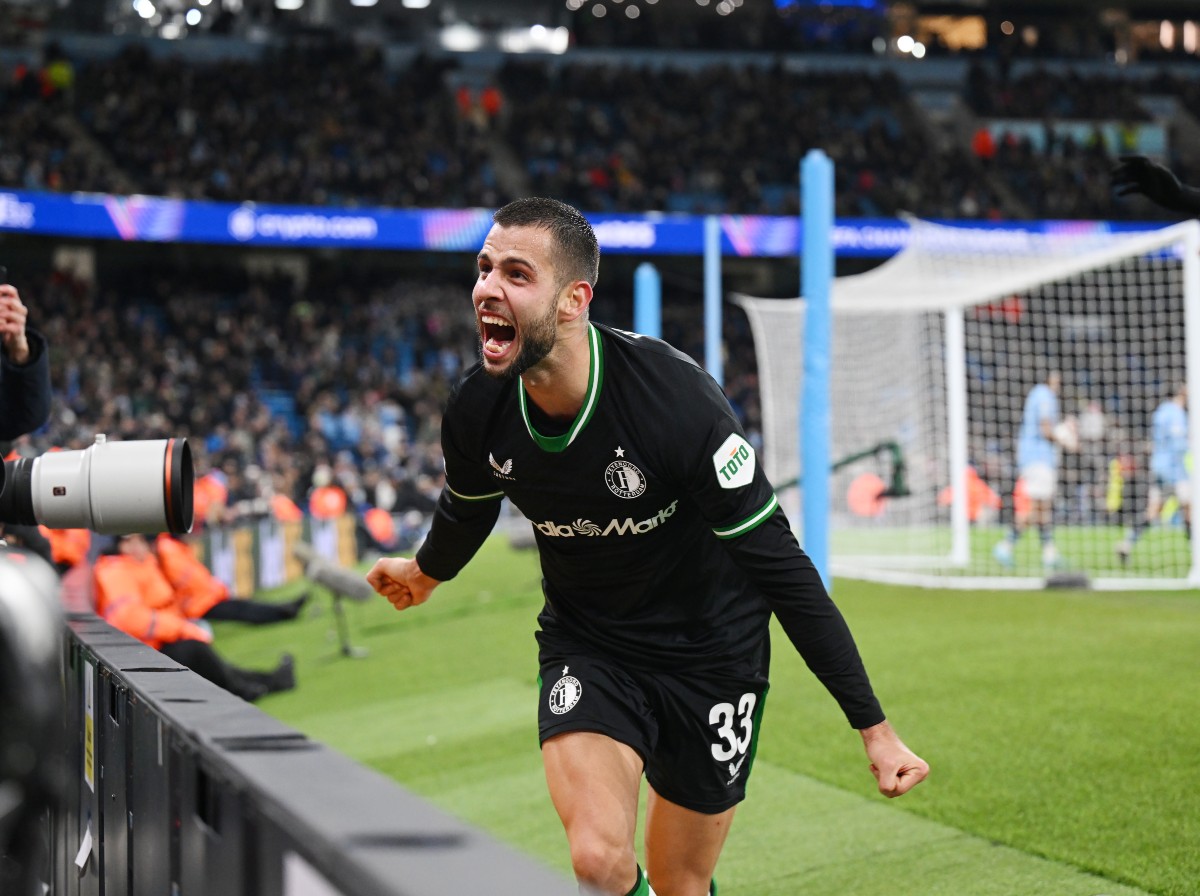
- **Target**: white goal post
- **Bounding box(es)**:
[736,217,1200,590]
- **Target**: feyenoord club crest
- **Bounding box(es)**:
[605,460,646,499]
[549,666,582,715]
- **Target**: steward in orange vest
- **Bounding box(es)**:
[92,534,297,701]
[154,532,229,619]
[155,533,309,624]
[93,535,210,650]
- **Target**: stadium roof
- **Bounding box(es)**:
[4,0,1199,47]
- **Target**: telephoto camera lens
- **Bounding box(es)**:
[0,436,193,535]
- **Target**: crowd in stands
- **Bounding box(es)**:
[3,37,1198,221]
[11,263,462,548]
[495,59,996,218]
[70,40,503,209]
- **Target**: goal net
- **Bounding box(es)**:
[736,217,1200,590]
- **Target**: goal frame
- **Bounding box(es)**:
[737,217,1200,591]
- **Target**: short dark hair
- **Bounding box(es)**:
[493,197,600,288]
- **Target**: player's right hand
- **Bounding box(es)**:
[366,556,440,611]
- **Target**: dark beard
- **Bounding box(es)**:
[483,303,557,380]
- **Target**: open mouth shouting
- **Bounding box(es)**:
[477,300,558,380]
[480,312,516,364]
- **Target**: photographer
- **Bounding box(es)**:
[0,273,55,896]
[0,277,51,441]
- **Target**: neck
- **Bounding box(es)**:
[521,321,592,420]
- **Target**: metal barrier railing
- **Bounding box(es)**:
[54,614,573,896]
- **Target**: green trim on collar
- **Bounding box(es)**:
[519,324,603,453]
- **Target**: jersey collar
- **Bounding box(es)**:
[518,323,603,453]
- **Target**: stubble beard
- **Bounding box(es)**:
[482,301,558,381]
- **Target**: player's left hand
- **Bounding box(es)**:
[859,720,929,798]
[1112,155,1200,214]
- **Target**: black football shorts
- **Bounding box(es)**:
[537,632,770,814]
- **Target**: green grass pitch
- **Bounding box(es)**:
[215,537,1200,895]
[832,523,1195,580]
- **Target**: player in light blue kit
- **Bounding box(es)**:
[995,370,1075,569]
[1116,382,1190,564]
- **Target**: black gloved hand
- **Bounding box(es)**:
[1112,154,1200,214]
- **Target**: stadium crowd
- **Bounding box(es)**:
[2,36,1197,221]
[9,263,463,543]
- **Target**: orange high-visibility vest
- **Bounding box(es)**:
[192,473,229,528]
[38,525,91,568]
[155,533,229,619]
[364,507,396,546]
[271,493,304,523]
[93,554,210,650]
[309,485,347,520]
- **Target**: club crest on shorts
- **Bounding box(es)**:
[549,666,583,715]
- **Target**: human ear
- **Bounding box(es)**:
[559,280,593,322]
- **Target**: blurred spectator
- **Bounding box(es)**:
[93,533,296,702]
[155,533,309,624]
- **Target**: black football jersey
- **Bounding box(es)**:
[416,322,883,729]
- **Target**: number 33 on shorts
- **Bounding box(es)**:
[710,693,757,783]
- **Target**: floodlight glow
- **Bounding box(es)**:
[896,34,914,53]
[499,29,532,52]
[274,0,303,9]
[133,0,155,19]
[625,5,639,16]
[441,23,483,51]
[500,24,569,53]
[185,8,201,24]
[1160,20,1175,50]
[402,0,431,7]
[350,0,379,6]
[912,41,926,58]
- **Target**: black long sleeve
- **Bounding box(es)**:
[722,507,885,730]
[0,329,51,440]
[414,489,502,582]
